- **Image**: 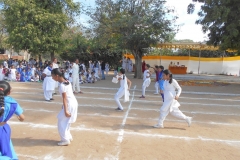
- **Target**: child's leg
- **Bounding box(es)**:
[170,107,187,120]
[58,117,71,143]
[142,85,146,96]
[44,90,51,100]
[154,82,159,94]
[157,107,170,127]
[161,93,164,102]
[114,90,125,110]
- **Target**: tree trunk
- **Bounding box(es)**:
[38,54,42,61]
[51,52,54,61]
[134,52,142,79]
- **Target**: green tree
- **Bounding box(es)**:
[87,0,177,78]
[0,11,7,49]
[187,0,240,53]
[1,0,79,60]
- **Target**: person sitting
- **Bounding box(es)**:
[169,61,173,66]
[176,62,180,67]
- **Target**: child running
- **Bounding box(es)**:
[114,68,132,111]
[140,64,151,98]
[0,81,25,159]
[153,70,192,128]
[51,68,78,146]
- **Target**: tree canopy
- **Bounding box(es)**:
[0,0,80,59]
[188,0,240,52]
[87,0,177,78]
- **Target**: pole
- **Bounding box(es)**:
[198,49,201,75]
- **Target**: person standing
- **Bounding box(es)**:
[128,58,132,72]
[140,64,151,98]
[51,68,78,146]
[105,62,109,76]
[42,62,55,101]
[142,60,146,73]
[52,58,59,95]
[72,59,82,94]
[153,70,192,128]
[101,61,106,80]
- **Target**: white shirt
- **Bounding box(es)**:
[58,82,78,123]
[72,63,79,75]
[53,63,59,69]
[143,69,150,81]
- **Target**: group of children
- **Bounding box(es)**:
[0,63,43,82]
[0,58,193,159]
[114,64,192,129]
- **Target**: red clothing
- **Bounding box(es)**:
[142,62,146,73]
[156,71,160,82]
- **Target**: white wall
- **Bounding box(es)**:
[131,57,240,76]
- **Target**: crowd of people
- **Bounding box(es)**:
[0,58,111,84]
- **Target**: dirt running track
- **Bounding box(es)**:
[6,74,240,160]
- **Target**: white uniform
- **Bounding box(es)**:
[105,64,109,75]
[156,79,189,127]
[53,63,59,90]
[122,58,127,70]
[0,68,4,81]
[142,69,151,96]
[72,63,80,92]
[57,82,78,143]
[114,74,130,110]
[128,60,132,72]
[42,67,55,100]
[9,68,16,81]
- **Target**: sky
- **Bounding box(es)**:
[74,0,207,42]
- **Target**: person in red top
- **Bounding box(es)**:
[142,60,146,73]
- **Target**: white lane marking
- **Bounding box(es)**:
[13,92,240,108]
[23,108,240,127]
[19,99,240,117]
[18,154,39,160]
[12,86,240,96]
[13,91,240,102]
[9,121,240,147]
[115,85,136,159]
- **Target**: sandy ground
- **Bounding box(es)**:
[5,73,240,160]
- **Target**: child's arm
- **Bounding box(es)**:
[127,78,132,90]
[62,92,71,117]
[17,114,25,121]
[172,79,182,100]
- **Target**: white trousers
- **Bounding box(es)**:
[142,85,147,96]
[72,75,80,92]
[114,89,125,110]
[157,106,187,126]
[154,82,159,93]
[58,116,72,142]
[44,90,53,100]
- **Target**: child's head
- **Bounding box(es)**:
[145,64,150,69]
[155,65,159,70]
[163,69,173,83]
[11,65,15,69]
[51,68,67,83]
[48,62,53,68]
[0,81,11,97]
[158,66,164,72]
[119,68,125,75]
[69,73,72,76]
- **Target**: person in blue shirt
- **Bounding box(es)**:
[158,66,164,102]
[20,69,26,82]
[0,81,25,159]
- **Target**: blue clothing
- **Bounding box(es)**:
[158,71,164,91]
[158,71,164,102]
[16,68,23,74]
[0,96,23,160]
[26,69,32,81]
[20,72,26,82]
